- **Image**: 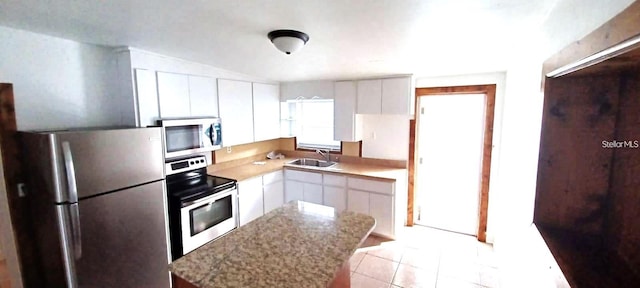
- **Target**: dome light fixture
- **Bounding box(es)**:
[267,30,310,55]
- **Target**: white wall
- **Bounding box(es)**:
[280,81,334,101]
[541,0,635,58]
[0,26,123,131]
[361,114,410,161]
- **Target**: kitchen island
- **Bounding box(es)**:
[169,201,376,288]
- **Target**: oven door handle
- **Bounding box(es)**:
[181,187,236,209]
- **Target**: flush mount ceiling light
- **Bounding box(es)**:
[267,30,310,55]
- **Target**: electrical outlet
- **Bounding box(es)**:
[17,183,26,197]
[372,132,377,140]
[226,147,232,153]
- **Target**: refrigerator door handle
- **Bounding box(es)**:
[69,203,82,260]
[62,141,79,203]
[62,141,82,259]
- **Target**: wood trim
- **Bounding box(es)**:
[410,84,496,242]
[1,84,38,286]
[406,119,416,226]
[542,1,640,76]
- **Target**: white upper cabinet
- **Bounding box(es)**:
[334,81,362,141]
[157,72,191,118]
[252,83,281,142]
[218,79,254,147]
[382,77,411,114]
[188,75,219,117]
[155,72,219,119]
[134,69,160,127]
[356,79,382,114]
[355,76,412,115]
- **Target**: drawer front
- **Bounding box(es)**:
[323,174,346,187]
[263,170,283,185]
[347,177,394,195]
[284,169,322,184]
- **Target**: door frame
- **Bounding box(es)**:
[407,84,496,242]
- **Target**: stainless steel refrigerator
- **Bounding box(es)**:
[21,127,171,288]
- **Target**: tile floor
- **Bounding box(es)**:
[350,225,499,288]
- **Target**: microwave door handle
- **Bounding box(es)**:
[62,141,82,260]
[207,124,215,146]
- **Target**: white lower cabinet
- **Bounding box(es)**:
[303,183,323,205]
[323,186,347,212]
[323,174,347,212]
[284,169,323,205]
[284,180,304,202]
[263,182,284,214]
[347,190,369,214]
[238,176,264,226]
[347,177,396,238]
[369,193,394,237]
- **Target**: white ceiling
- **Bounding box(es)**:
[0,0,560,82]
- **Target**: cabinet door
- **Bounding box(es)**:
[323,186,346,212]
[334,81,362,141]
[252,83,280,142]
[218,79,254,146]
[303,183,323,205]
[284,180,304,203]
[356,79,382,114]
[238,177,264,226]
[157,72,191,118]
[134,69,160,127]
[347,190,369,214]
[370,193,394,237]
[188,75,219,117]
[263,180,284,214]
[381,77,411,114]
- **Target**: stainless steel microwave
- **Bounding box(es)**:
[158,118,222,159]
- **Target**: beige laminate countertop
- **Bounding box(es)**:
[169,201,376,288]
[209,157,406,182]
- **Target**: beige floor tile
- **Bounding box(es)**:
[355,254,399,283]
[392,263,437,288]
[400,248,440,272]
[367,245,404,262]
[436,276,485,288]
[478,265,500,288]
[351,272,391,288]
[350,251,366,271]
[438,260,481,284]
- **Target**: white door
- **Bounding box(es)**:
[133,69,160,127]
[416,94,486,235]
[356,79,382,114]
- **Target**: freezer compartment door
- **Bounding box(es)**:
[75,180,170,288]
[55,127,164,199]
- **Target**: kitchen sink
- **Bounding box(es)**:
[287,158,337,168]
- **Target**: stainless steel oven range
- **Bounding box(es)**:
[166,155,238,259]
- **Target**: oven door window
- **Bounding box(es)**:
[190,194,232,236]
[165,125,203,152]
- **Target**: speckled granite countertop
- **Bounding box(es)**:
[209,157,406,182]
[169,201,376,288]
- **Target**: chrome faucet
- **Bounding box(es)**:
[316,149,331,162]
